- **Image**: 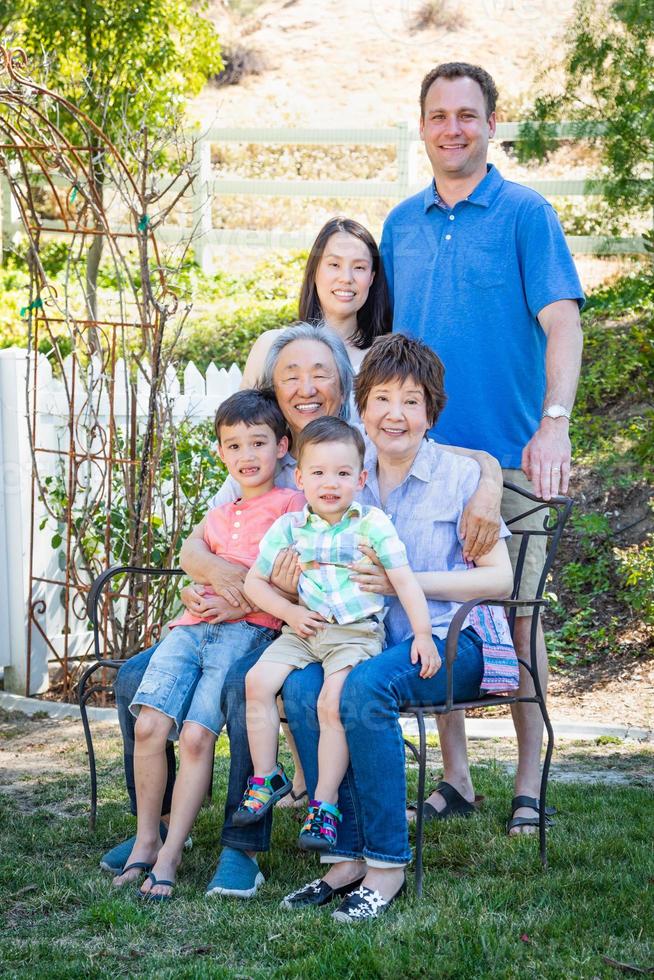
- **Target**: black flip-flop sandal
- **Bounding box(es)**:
[507,795,556,835]
[113,860,152,886]
[407,780,484,822]
[138,871,175,902]
[276,787,309,809]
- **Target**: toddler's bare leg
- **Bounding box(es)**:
[245,661,295,775]
[314,667,352,805]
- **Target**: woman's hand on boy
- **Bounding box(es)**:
[410,634,442,679]
[349,545,395,595]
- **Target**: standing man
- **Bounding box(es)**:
[380,62,584,834]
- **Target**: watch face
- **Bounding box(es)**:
[545,405,569,419]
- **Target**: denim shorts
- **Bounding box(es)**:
[129,620,278,738]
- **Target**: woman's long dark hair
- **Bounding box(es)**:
[298,217,391,350]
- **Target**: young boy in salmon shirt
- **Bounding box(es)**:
[111,389,304,900]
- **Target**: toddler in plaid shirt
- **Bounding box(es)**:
[233,418,439,852]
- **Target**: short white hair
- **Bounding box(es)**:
[260,321,353,421]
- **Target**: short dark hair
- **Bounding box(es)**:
[299,217,391,350]
[354,333,447,426]
[420,62,498,119]
[214,388,288,443]
[294,417,366,469]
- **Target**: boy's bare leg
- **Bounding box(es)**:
[509,616,547,835]
[112,707,173,886]
[140,722,216,897]
[246,661,295,774]
[313,668,352,805]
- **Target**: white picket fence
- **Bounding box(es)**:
[0,346,243,694]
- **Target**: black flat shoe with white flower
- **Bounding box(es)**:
[331,881,406,923]
[280,875,366,910]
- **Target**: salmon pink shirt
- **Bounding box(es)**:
[170,486,305,632]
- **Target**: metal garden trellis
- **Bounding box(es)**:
[0,46,206,699]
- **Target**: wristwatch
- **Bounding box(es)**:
[542,404,571,421]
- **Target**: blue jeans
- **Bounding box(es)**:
[220,627,483,863]
[130,622,278,737]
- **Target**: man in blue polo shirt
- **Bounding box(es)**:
[381,62,584,835]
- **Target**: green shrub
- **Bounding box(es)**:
[615,533,654,625]
[167,300,297,372]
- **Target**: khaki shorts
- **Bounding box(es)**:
[501,469,548,611]
[258,618,385,677]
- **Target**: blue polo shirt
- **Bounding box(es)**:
[380,165,584,468]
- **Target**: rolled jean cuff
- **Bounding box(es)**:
[220,836,266,854]
[365,857,408,870]
[320,853,365,865]
[363,848,411,866]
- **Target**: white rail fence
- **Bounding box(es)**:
[1,122,648,269]
[0,346,243,693]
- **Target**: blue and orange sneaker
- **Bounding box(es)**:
[298,799,342,852]
[231,763,292,826]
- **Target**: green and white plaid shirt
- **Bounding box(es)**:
[254,501,409,625]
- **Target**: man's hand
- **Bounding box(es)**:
[522,417,571,501]
[286,606,327,639]
[349,544,395,595]
[460,478,502,562]
[204,562,254,611]
[270,547,301,597]
[179,584,251,624]
[410,633,441,679]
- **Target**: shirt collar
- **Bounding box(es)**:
[297,499,363,528]
[423,164,504,213]
[363,437,433,496]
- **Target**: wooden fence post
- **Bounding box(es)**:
[193,138,213,274]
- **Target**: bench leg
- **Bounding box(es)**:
[414,709,427,898]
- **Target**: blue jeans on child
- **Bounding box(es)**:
[218,627,483,865]
[130,621,278,737]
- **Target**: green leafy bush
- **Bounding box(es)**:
[615,533,654,625]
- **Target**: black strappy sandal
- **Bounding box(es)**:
[507,795,556,835]
[407,780,484,822]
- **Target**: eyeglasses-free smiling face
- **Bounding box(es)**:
[272,339,343,436]
[420,75,496,182]
[217,421,288,498]
[360,376,430,462]
[295,440,366,525]
[314,231,375,325]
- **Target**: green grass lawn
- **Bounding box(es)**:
[0,729,652,979]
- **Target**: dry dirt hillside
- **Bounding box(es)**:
[193,0,576,128]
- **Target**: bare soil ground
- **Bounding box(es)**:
[200,0,576,129]
[1,707,651,819]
